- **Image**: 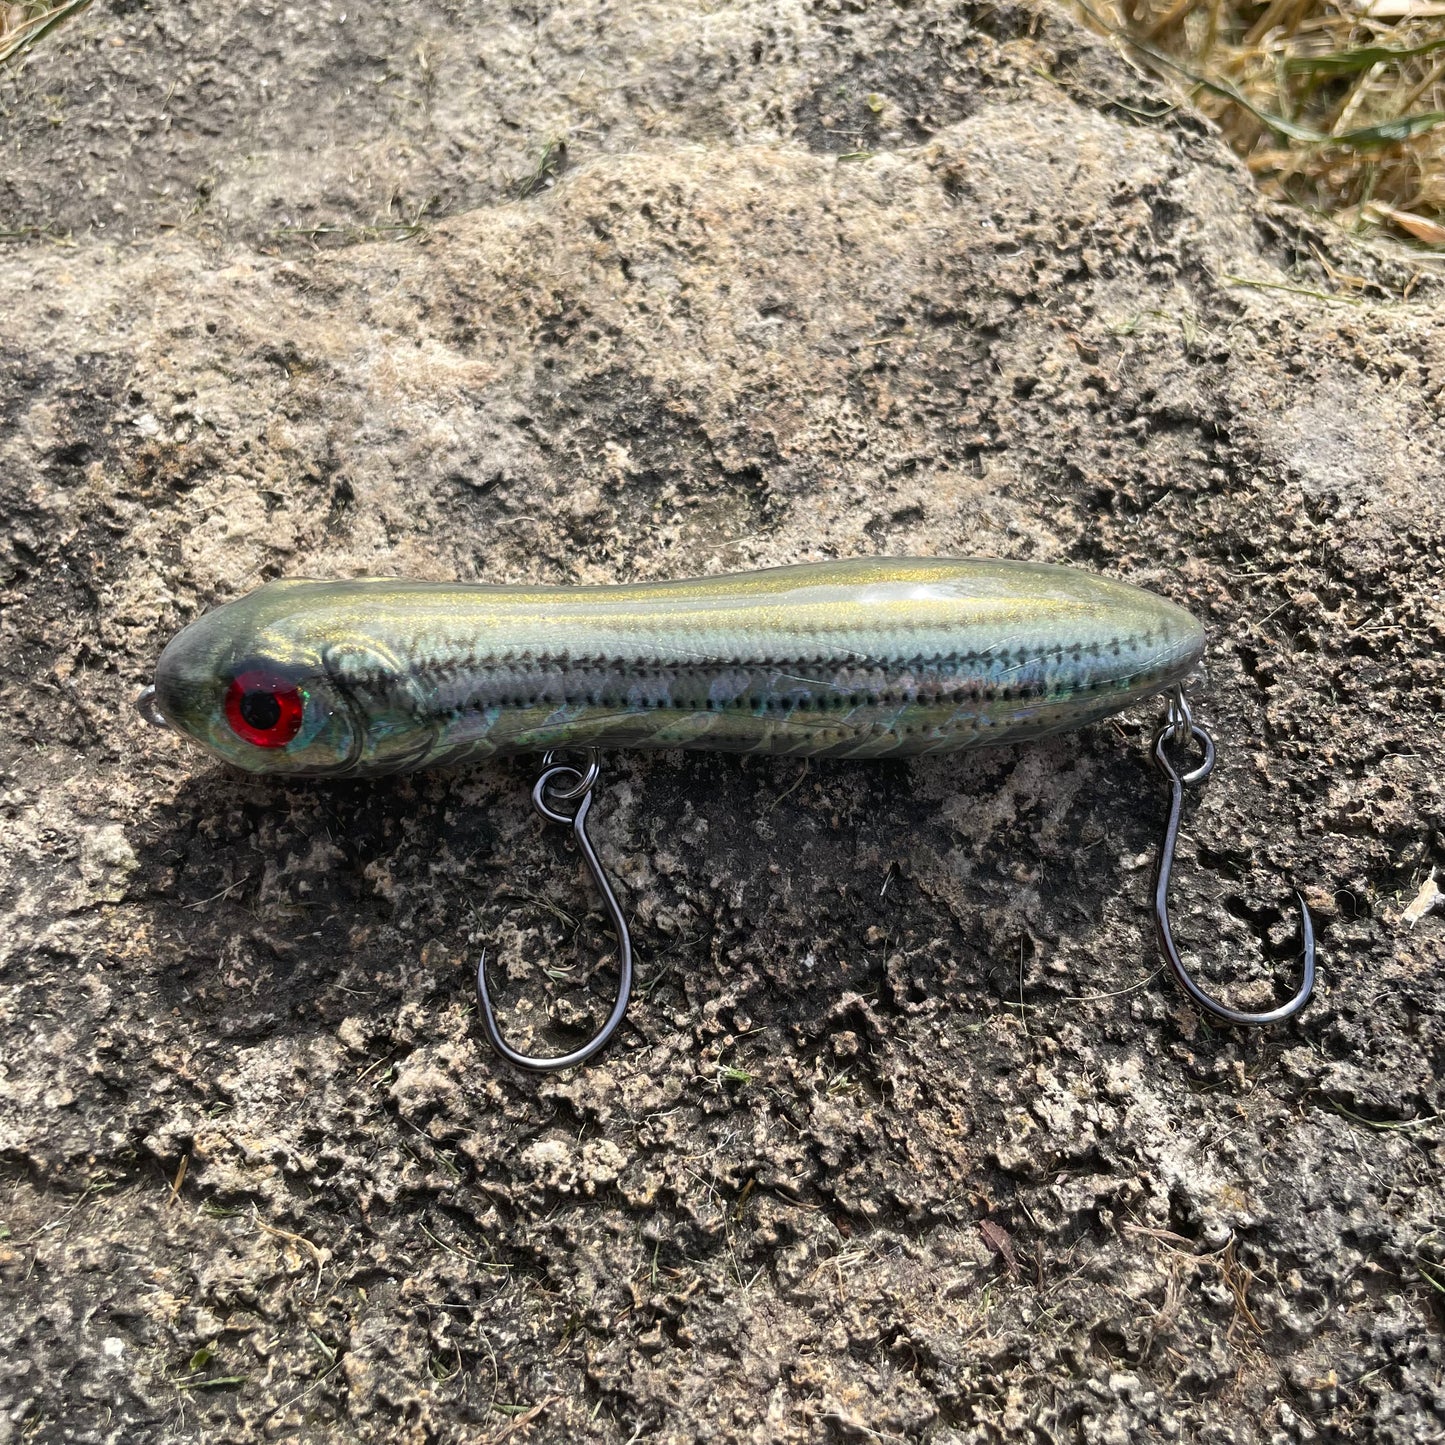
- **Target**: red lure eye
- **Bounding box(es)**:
[223,670,305,748]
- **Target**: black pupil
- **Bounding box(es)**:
[239,690,282,731]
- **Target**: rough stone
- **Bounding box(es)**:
[1,2,1443,1443]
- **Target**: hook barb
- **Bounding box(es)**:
[476,749,633,1071]
[1152,688,1315,1027]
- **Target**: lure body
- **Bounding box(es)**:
[150,558,1204,778]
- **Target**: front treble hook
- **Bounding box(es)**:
[476,748,634,1071]
[1151,687,1315,1027]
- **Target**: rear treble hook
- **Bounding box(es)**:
[476,748,634,1071]
[1151,687,1315,1026]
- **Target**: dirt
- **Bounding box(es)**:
[1,2,1443,1442]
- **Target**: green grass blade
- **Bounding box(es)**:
[1333,112,1445,148]
[1284,35,1445,77]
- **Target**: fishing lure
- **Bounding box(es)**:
[136,557,1315,1068]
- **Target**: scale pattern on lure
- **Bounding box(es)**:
[147,558,1205,777]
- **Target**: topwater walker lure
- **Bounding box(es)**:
[136,557,1315,1068]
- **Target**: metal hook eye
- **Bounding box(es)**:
[1156,715,1216,788]
[475,748,634,1071]
[539,747,600,803]
[1150,689,1315,1028]
[135,684,171,730]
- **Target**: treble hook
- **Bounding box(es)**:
[476,748,634,1071]
[1151,686,1315,1026]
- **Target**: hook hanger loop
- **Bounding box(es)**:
[1151,687,1315,1027]
[476,748,633,1071]
[135,684,171,730]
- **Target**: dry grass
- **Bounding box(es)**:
[1073,0,1445,246]
[0,0,89,67]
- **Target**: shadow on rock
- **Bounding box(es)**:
[125,735,1163,1060]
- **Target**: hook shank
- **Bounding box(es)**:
[1151,690,1315,1027]
[476,749,633,1071]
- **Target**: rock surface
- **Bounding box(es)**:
[2,3,1443,1442]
